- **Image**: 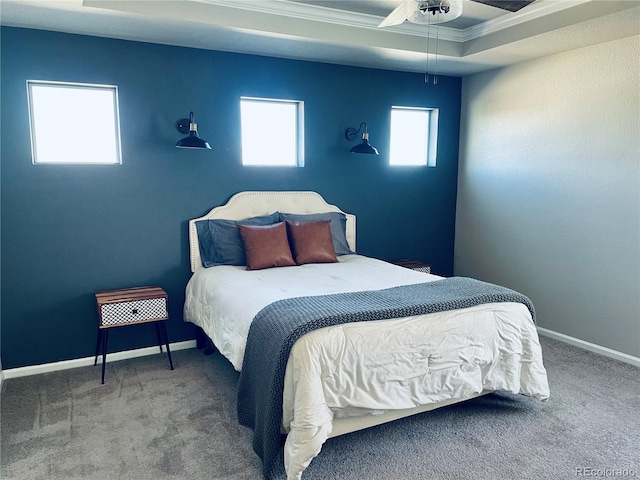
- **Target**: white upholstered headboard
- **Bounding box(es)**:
[188,191,356,272]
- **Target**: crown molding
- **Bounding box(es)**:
[463,0,591,41]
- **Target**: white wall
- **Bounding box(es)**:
[456,35,640,358]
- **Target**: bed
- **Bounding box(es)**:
[183,191,550,480]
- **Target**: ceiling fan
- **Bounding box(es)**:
[378,0,535,28]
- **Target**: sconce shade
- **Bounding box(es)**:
[176,134,211,149]
[345,122,379,155]
[350,137,379,155]
[176,111,211,150]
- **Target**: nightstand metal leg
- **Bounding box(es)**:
[101,329,109,384]
[160,321,174,370]
[154,322,164,353]
[94,329,103,366]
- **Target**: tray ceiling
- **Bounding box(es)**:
[1,0,639,75]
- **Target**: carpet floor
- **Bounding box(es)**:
[1,336,638,480]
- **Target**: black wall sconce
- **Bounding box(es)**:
[345,122,379,155]
[176,111,211,149]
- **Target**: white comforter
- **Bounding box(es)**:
[184,255,550,479]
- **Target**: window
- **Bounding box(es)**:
[27,80,122,164]
[389,106,438,167]
[240,97,304,167]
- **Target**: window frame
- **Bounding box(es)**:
[239,96,305,167]
[389,106,439,167]
[27,80,122,165]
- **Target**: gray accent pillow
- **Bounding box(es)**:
[279,212,353,256]
[196,212,280,267]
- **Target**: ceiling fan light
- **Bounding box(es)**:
[409,0,463,25]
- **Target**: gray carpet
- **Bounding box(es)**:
[1,336,638,480]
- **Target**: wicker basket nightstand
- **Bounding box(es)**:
[390,259,432,274]
[94,286,174,384]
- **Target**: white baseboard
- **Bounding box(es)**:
[537,327,640,367]
[2,340,198,380]
[4,330,637,380]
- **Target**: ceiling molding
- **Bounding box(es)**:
[463,0,591,41]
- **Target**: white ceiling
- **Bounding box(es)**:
[1,0,639,76]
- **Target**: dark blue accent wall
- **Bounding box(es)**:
[0,27,461,369]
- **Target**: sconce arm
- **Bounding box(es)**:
[345,122,368,141]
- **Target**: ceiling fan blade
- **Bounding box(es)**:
[470,0,535,12]
[378,0,414,28]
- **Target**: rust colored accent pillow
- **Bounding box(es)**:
[286,220,338,265]
[238,222,296,270]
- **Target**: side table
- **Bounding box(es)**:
[94,286,174,384]
[390,259,432,274]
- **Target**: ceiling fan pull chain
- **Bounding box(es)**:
[425,19,430,83]
[425,14,431,83]
[423,12,440,85]
[434,24,439,85]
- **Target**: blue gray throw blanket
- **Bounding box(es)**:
[236,277,535,479]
